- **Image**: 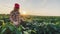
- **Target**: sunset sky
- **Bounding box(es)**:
[0,0,60,16]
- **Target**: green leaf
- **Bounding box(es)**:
[15,29,22,34]
[8,25,15,31]
[1,28,7,34]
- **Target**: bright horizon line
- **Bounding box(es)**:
[0,13,60,16]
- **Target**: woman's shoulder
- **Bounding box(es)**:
[10,10,20,15]
[10,10,15,14]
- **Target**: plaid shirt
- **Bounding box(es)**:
[10,10,21,22]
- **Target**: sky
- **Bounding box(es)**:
[0,0,60,16]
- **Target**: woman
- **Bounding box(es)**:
[10,3,22,27]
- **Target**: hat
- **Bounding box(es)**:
[14,3,20,8]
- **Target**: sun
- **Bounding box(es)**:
[22,11,26,15]
[21,10,27,15]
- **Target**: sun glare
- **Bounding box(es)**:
[21,10,27,15]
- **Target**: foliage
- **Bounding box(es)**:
[0,14,60,34]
